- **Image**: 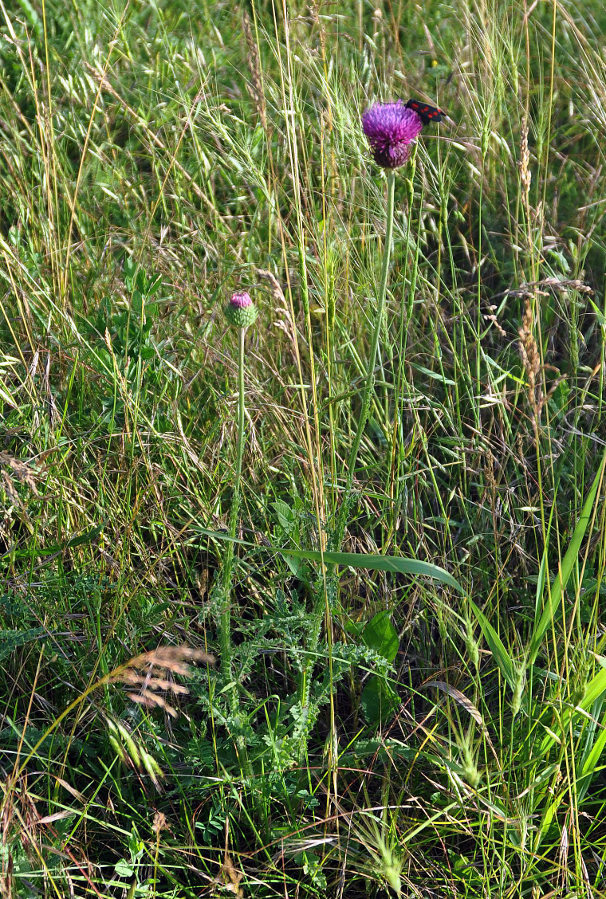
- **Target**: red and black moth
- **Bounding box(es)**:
[405,99,445,125]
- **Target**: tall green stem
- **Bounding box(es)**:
[220,326,246,694]
[296,174,396,762]
[334,171,396,551]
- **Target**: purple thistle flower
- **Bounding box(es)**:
[225,291,258,328]
[362,100,423,169]
[229,291,253,309]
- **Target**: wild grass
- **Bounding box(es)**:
[1,0,605,895]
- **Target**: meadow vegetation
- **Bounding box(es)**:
[1,0,606,895]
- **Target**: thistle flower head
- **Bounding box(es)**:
[362,100,423,168]
[225,291,258,328]
[230,291,253,309]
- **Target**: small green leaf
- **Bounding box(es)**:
[363,611,399,662]
[272,500,296,534]
[410,363,456,385]
[115,860,135,878]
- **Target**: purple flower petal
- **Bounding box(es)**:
[229,291,253,309]
[362,100,423,168]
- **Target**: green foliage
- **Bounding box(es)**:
[1,0,606,895]
[360,612,401,725]
[529,447,606,665]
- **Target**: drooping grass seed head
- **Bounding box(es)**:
[225,291,258,329]
[362,100,423,168]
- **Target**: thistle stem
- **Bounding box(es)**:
[334,170,396,550]
[220,326,246,695]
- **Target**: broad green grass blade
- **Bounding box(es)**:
[193,528,463,592]
[529,448,606,665]
[534,499,556,620]
[578,716,606,800]
[284,549,463,592]
[538,671,606,837]
[468,599,517,691]
[539,665,606,755]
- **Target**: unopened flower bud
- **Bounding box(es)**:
[225,291,258,329]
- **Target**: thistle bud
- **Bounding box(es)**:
[225,291,258,329]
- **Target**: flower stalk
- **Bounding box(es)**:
[220,327,246,687]
[334,170,396,551]
[220,293,257,707]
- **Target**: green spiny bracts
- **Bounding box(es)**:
[225,291,258,329]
